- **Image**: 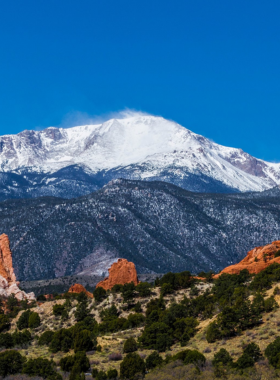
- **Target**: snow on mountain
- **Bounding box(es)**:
[0,114,279,193]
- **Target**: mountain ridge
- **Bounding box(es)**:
[0,114,279,197]
[0,178,279,282]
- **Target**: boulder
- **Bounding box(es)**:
[215,240,280,277]
[96,258,139,290]
[0,234,35,301]
[68,283,93,298]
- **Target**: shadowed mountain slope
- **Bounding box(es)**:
[0,179,279,281]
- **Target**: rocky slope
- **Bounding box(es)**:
[215,240,280,276]
[0,179,279,281]
[68,283,93,298]
[0,114,280,199]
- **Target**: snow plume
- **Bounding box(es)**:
[57,109,153,128]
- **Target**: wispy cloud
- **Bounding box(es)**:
[53,108,153,129]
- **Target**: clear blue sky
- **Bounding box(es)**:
[0,0,280,161]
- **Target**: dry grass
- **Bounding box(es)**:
[10,280,280,376]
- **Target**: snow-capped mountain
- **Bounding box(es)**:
[0,114,279,197]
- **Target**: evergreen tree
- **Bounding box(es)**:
[120,352,145,379]
[28,312,41,328]
[145,351,163,369]
[123,337,138,353]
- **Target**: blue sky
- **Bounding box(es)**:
[0,0,280,161]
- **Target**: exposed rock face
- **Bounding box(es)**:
[0,234,16,283]
[68,283,93,298]
[96,258,139,291]
[215,240,280,277]
[0,234,35,301]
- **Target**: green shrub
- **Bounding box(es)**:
[122,282,136,302]
[28,312,41,328]
[146,310,160,326]
[237,343,261,369]
[145,297,165,317]
[69,363,83,380]
[264,296,278,312]
[111,284,123,293]
[140,322,172,352]
[60,351,89,373]
[0,314,10,332]
[6,295,19,317]
[136,282,152,297]
[0,350,25,376]
[75,298,90,322]
[265,337,280,368]
[251,292,265,315]
[123,337,138,353]
[184,350,206,366]
[156,333,173,352]
[274,286,280,295]
[212,348,233,367]
[243,343,262,362]
[133,302,142,313]
[17,310,31,330]
[38,330,55,346]
[173,316,199,346]
[190,285,199,297]
[98,316,128,334]
[0,329,32,349]
[107,368,118,379]
[146,351,163,369]
[22,357,61,379]
[60,355,75,372]
[123,313,145,329]
[0,333,13,348]
[206,321,221,343]
[160,283,174,296]
[12,329,32,346]
[171,349,205,366]
[213,271,250,307]
[96,371,107,380]
[172,350,190,362]
[274,250,280,258]
[37,294,47,301]
[100,304,119,321]
[74,330,96,353]
[53,304,66,316]
[206,301,261,343]
[120,352,145,379]
[250,263,280,291]
[92,368,99,377]
[49,328,72,353]
[159,271,193,290]
[236,353,255,369]
[93,287,107,303]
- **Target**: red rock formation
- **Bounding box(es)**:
[44,294,54,300]
[215,240,280,278]
[0,234,16,284]
[68,283,93,298]
[96,258,139,291]
[0,234,35,301]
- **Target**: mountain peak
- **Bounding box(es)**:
[0,115,279,193]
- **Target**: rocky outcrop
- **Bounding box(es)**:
[0,234,16,283]
[215,240,280,277]
[68,284,93,298]
[0,234,35,301]
[96,258,139,291]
